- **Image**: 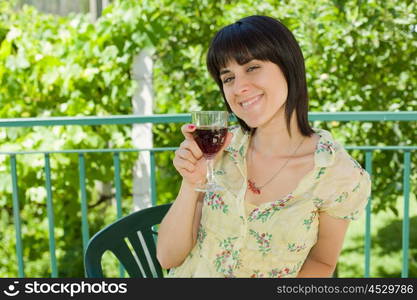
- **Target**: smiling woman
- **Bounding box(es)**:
[157,15,372,278]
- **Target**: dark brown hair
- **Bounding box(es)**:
[206,15,315,137]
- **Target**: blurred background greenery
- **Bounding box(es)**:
[0,0,416,277]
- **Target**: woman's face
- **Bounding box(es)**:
[220,59,288,129]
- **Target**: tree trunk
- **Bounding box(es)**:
[131,49,154,211]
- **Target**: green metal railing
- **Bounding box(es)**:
[0,112,416,278]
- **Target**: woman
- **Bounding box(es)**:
[157,15,371,278]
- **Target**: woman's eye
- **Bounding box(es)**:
[247,65,259,72]
[223,77,234,84]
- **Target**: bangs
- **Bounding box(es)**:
[207,22,275,79]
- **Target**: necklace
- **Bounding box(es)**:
[247,136,306,195]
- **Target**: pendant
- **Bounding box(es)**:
[247,179,261,195]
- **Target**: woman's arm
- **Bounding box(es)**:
[297,212,350,277]
[156,124,233,270]
[156,181,204,269]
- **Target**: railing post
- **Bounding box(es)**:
[150,151,157,206]
[10,154,25,277]
[44,153,58,277]
[364,151,373,277]
[78,153,90,261]
[113,152,125,278]
[113,152,123,220]
[401,151,411,278]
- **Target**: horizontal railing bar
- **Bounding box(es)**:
[1,145,417,156]
[0,147,178,155]
[0,111,417,128]
[311,111,417,121]
[0,114,192,127]
[344,146,417,150]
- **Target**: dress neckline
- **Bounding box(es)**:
[243,130,322,210]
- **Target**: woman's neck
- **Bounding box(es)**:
[250,110,304,159]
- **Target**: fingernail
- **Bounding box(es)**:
[188,124,196,130]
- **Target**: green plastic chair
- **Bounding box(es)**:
[84,203,172,278]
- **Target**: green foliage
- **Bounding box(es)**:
[0,0,416,277]
[339,194,417,277]
[0,0,149,276]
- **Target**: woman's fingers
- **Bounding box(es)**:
[180,140,203,160]
[181,124,197,141]
[173,154,197,173]
[180,124,203,159]
[173,124,206,175]
[180,123,233,162]
[175,148,197,165]
[174,124,234,184]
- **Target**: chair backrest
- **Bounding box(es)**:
[84,203,172,278]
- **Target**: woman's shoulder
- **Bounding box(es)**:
[313,127,370,182]
[312,129,371,217]
[333,148,370,182]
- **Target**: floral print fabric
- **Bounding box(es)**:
[167,126,371,278]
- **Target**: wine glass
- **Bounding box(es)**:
[191,111,229,192]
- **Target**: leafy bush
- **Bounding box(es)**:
[0,0,149,277]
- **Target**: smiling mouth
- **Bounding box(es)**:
[240,94,263,109]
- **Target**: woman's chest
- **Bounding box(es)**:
[245,153,315,207]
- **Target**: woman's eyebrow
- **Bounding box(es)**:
[219,69,231,76]
[219,60,259,76]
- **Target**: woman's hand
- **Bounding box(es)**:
[173,124,232,187]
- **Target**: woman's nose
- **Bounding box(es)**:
[233,75,251,95]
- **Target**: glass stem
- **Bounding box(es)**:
[206,157,215,185]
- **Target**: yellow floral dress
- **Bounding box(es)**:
[167,125,372,278]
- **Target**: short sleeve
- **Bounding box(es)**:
[316,155,372,221]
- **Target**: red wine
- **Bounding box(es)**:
[193,127,228,158]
